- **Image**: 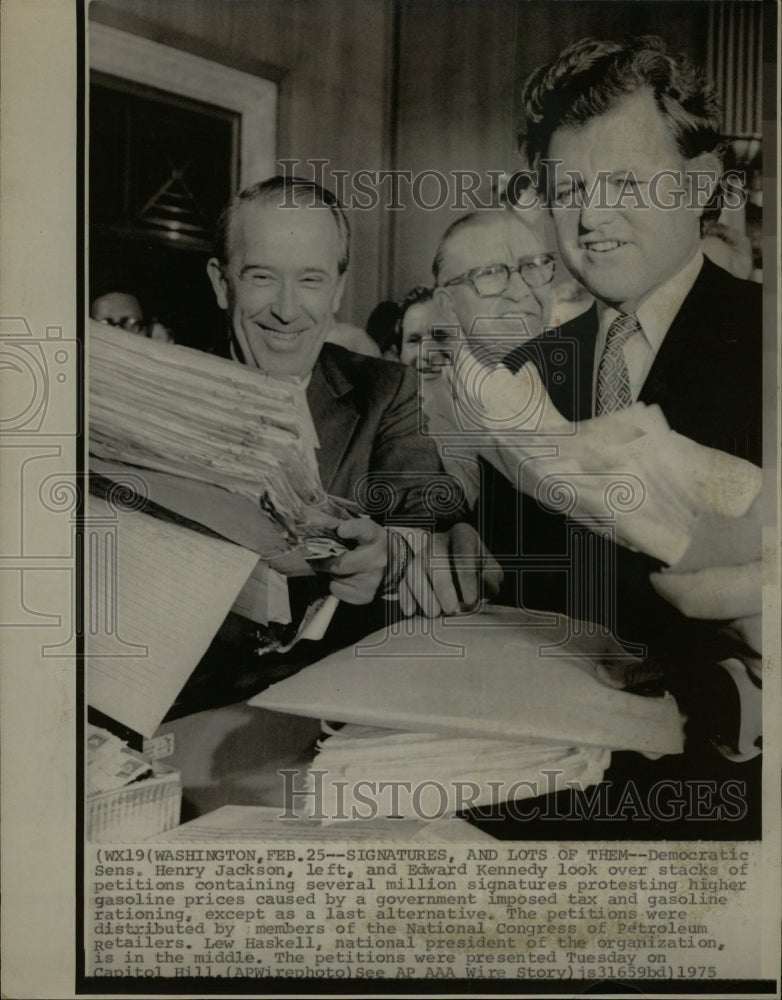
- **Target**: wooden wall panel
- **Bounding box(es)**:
[91,0,394,327]
[92,0,712,320]
[391,0,711,301]
[391,0,518,297]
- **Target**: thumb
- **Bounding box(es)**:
[336,516,381,545]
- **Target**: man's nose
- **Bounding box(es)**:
[270,279,300,322]
[502,268,534,302]
[578,184,615,231]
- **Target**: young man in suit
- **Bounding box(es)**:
[513,35,762,658]
[517,35,761,462]
[471,36,763,837]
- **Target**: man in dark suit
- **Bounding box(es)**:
[512,34,762,664]
[166,177,499,718]
[466,36,763,838]
[205,175,498,612]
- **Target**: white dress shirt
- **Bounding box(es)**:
[591,251,704,415]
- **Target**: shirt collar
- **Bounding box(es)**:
[596,250,704,353]
[229,337,313,390]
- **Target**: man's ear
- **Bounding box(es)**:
[331,271,347,316]
[685,152,723,216]
[207,258,229,310]
[434,286,458,325]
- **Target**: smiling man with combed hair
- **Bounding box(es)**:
[504,37,763,806]
[206,175,499,618]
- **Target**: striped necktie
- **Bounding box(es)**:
[595,313,641,415]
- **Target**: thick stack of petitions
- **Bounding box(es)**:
[87,323,353,733]
[307,723,611,820]
[250,606,684,820]
[446,347,763,568]
[152,804,496,843]
[89,321,339,542]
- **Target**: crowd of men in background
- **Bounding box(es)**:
[95,36,764,805]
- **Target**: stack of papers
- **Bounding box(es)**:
[151,804,496,843]
[307,723,611,820]
[89,321,339,541]
[251,606,685,819]
[86,724,152,794]
[446,348,763,567]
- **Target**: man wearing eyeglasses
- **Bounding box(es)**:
[433,208,556,358]
[421,208,560,599]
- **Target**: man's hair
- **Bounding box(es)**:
[433,214,479,284]
[89,289,146,319]
[519,35,722,169]
[399,284,434,315]
[366,299,401,353]
[432,207,543,284]
[213,175,351,273]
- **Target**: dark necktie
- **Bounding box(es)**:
[595,313,641,415]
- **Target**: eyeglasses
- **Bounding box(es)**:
[97,316,149,335]
[442,254,556,297]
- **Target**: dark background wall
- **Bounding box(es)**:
[392,0,710,297]
[91,0,713,330]
[91,0,396,332]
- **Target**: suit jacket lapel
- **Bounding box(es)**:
[638,258,710,410]
[306,346,359,493]
[550,304,598,421]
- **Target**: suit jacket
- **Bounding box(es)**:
[466,259,764,837]
[509,256,762,463]
[167,343,461,719]
[307,343,465,525]
[491,258,763,666]
[467,259,765,836]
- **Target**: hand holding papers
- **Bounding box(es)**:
[650,559,763,759]
[444,343,763,569]
[89,321,340,546]
[316,517,389,604]
[395,523,503,617]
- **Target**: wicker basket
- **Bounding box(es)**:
[87,763,182,842]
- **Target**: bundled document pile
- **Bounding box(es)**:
[86,724,152,795]
[307,723,611,819]
[446,347,763,568]
[89,321,343,542]
[86,725,181,842]
[251,606,684,820]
